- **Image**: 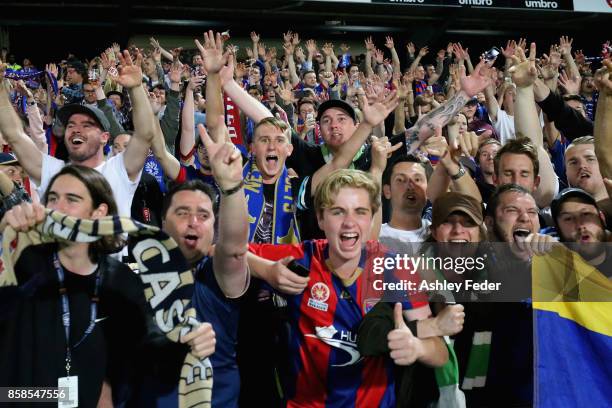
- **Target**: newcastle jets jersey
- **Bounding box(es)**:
[249,239,427,408]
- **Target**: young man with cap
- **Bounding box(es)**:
[551,187,612,277]
[0,50,156,219]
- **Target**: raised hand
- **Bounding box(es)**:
[195,30,229,75]
[374,48,384,64]
[437,49,446,61]
[168,63,182,84]
[282,30,293,44]
[388,303,423,366]
[148,92,161,114]
[322,43,334,57]
[574,49,586,65]
[364,36,375,51]
[452,43,468,61]
[250,31,260,43]
[305,39,317,55]
[151,47,161,63]
[111,49,144,89]
[558,70,581,95]
[100,52,113,71]
[370,135,402,173]
[359,90,399,127]
[406,42,416,55]
[508,42,537,88]
[149,37,161,50]
[234,62,247,79]
[291,32,301,46]
[385,36,395,50]
[198,124,242,190]
[187,72,206,91]
[460,59,493,96]
[594,59,612,95]
[418,46,429,57]
[45,63,58,78]
[559,35,573,56]
[501,39,517,60]
[283,42,294,56]
[257,43,266,59]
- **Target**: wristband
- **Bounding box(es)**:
[218,180,244,196]
[449,164,466,180]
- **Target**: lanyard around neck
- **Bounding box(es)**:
[54,252,101,376]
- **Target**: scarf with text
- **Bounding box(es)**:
[0,210,213,407]
[243,160,300,244]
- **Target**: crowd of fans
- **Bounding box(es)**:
[0,28,610,407]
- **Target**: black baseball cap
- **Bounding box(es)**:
[316,99,357,123]
[551,188,599,222]
[57,104,111,132]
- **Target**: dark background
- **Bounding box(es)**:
[1,0,610,66]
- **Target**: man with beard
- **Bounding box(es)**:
[564,136,610,205]
[551,188,612,277]
[481,183,557,407]
[0,50,155,219]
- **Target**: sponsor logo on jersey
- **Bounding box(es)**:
[305,325,362,366]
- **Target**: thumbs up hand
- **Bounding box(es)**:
[387,303,423,366]
[434,304,465,336]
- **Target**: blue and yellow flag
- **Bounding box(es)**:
[532,245,612,408]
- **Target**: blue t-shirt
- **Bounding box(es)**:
[192,257,241,408]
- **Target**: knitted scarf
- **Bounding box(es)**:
[0,210,213,407]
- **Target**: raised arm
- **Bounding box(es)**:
[559,36,580,80]
[200,124,249,298]
[594,59,612,179]
[15,80,47,153]
[0,63,43,183]
[405,60,492,152]
[369,135,402,241]
[178,74,199,159]
[284,40,300,88]
[424,127,482,203]
[113,50,156,181]
[385,36,401,74]
[510,43,557,207]
[310,92,399,194]
[149,37,174,62]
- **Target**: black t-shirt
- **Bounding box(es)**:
[286,130,374,178]
[0,244,149,407]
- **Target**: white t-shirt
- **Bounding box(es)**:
[490,109,515,146]
[39,152,141,219]
[379,219,431,256]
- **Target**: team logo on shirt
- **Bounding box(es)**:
[308,282,330,311]
[305,325,362,367]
